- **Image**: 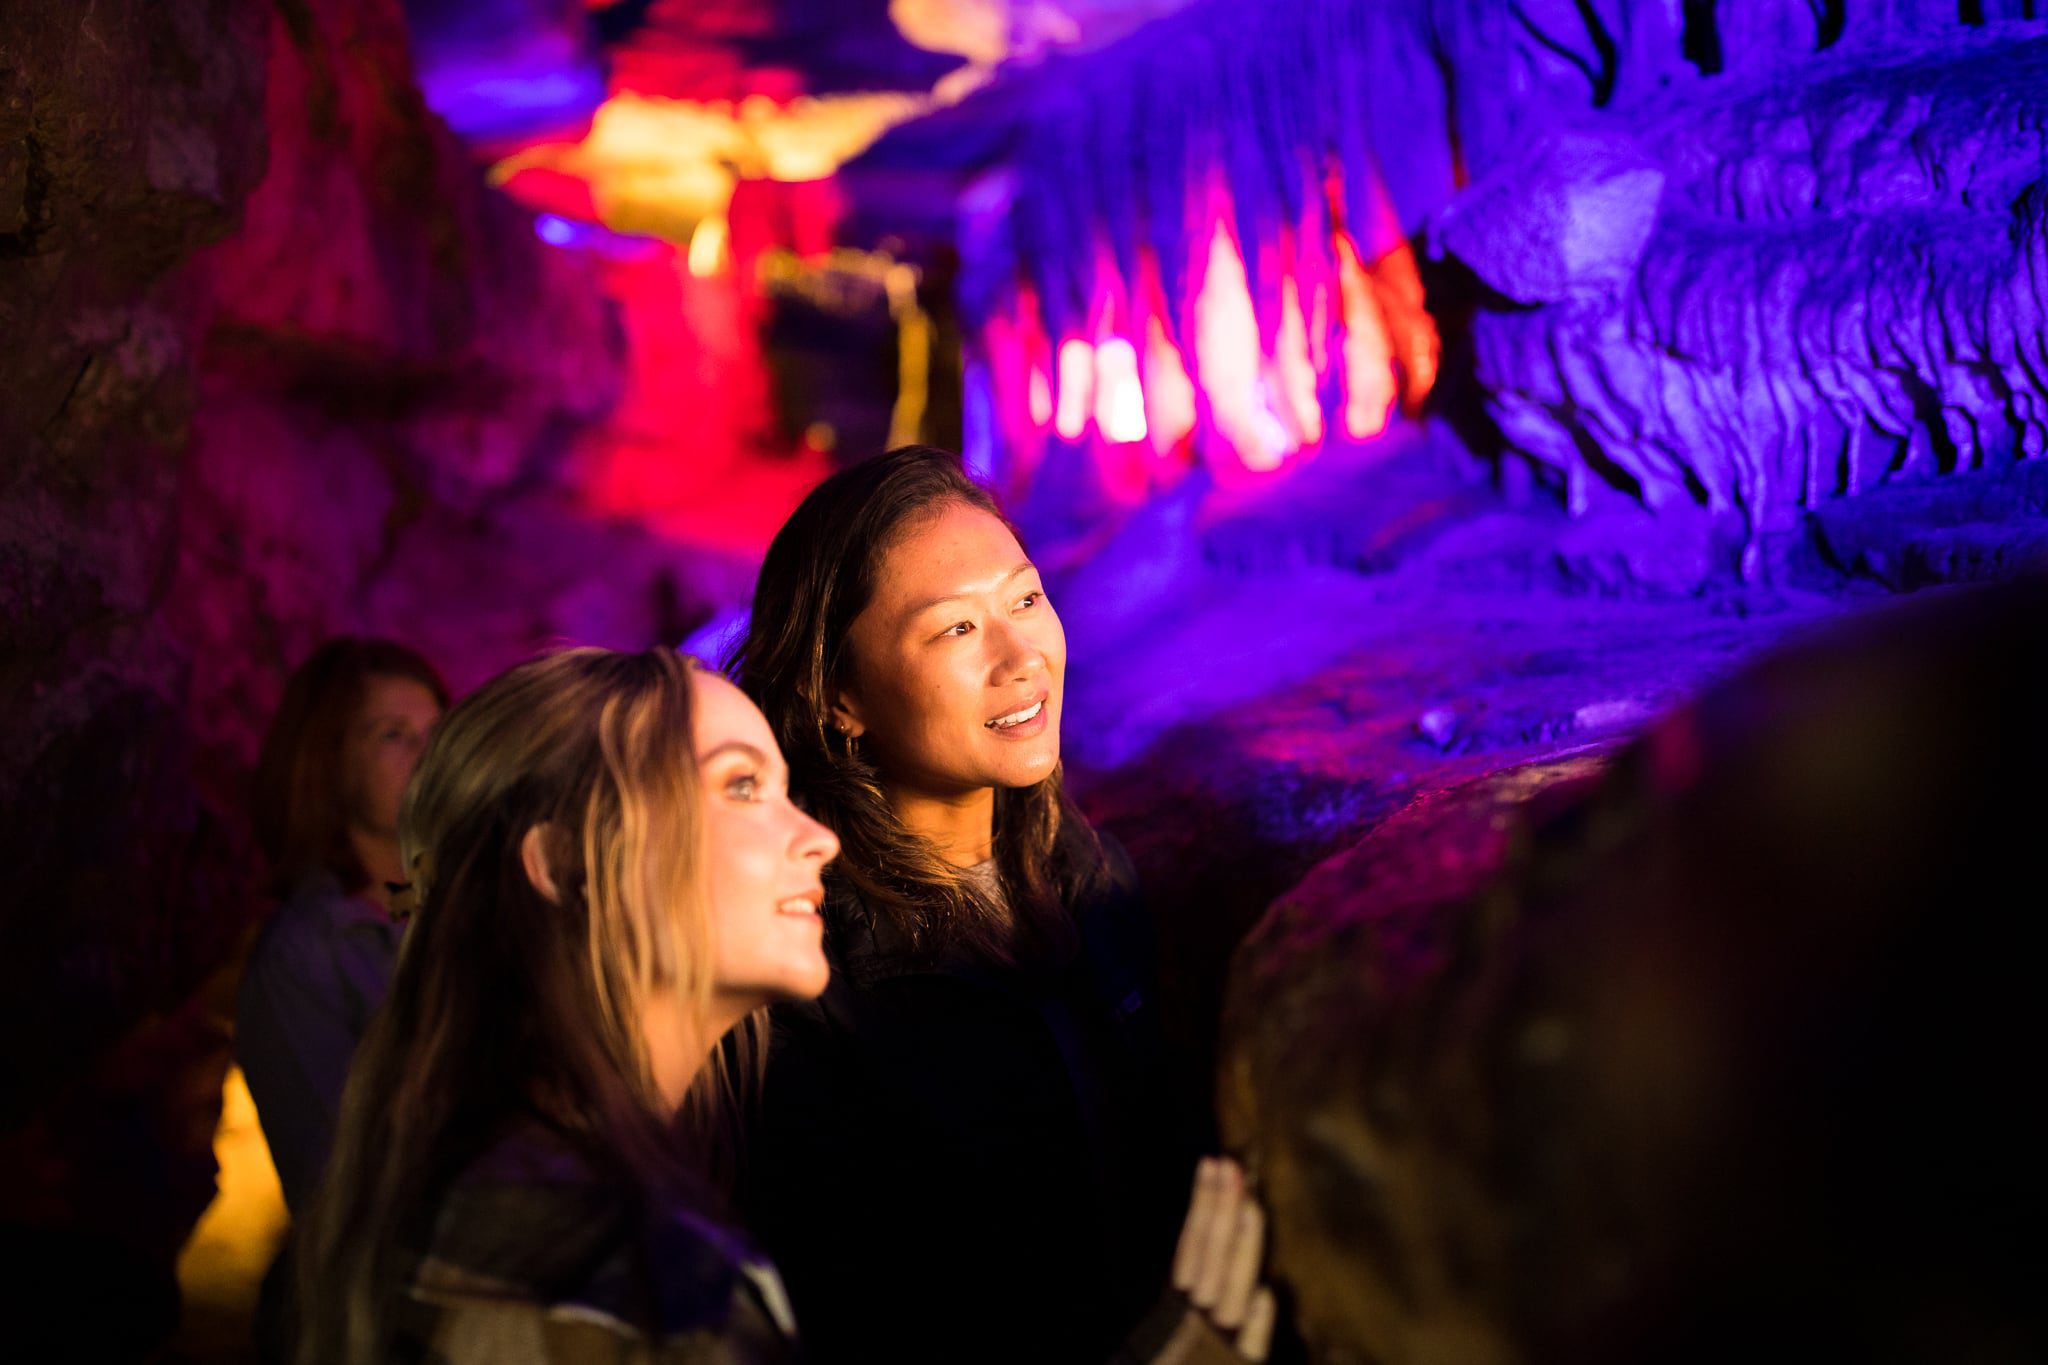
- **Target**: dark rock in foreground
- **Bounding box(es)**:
[1222,574,2048,1364]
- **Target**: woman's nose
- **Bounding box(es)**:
[987,617,1045,681]
[795,808,840,867]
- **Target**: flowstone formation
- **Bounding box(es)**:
[909,0,2048,577]
[1453,29,2048,574]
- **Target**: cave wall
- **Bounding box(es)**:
[1447,22,2048,576]
[3,0,276,1121]
[0,0,709,1320]
[919,0,2048,574]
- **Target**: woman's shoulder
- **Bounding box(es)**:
[410,1126,791,1352]
[247,870,385,959]
[1090,828,1141,899]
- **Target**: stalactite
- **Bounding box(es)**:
[933,0,2048,539]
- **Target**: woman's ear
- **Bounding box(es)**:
[828,687,866,740]
[520,824,562,902]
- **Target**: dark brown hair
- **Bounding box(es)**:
[729,446,1102,973]
[250,637,449,897]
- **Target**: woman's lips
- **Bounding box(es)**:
[775,890,824,917]
[985,696,1049,738]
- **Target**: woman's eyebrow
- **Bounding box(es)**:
[901,563,1036,621]
[698,740,770,766]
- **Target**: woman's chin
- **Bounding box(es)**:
[976,735,1061,788]
[788,958,832,1001]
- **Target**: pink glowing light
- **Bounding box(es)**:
[1273,276,1323,448]
[1093,338,1147,444]
[1055,338,1094,440]
[1247,379,1293,472]
[1028,365,1053,429]
[1192,218,1288,474]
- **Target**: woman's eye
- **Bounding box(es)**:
[941,620,974,638]
[1017,592,1041,610]
[725,774,760,801]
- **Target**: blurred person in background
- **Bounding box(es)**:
[238,637,447,1216]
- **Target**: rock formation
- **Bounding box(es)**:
[1220,573,2048,1363]
[904,0,2048,573]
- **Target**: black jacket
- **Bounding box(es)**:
[396,1123,799,1364]
[737,841,1191,1363]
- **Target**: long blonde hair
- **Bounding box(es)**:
[297,648,757,1364]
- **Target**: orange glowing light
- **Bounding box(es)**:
[686,214,728,277]
[490,85,972,246]
[173,1067,289,1355]
[1141,313,1197,457]
[1336,232,1397,440]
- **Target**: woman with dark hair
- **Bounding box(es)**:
[237,637,448,1215]
[296,647,1270,1365]
[730,446,1199,1363]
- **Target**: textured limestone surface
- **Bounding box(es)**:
[894,0,2048,576]
[1458,30,2048,567]
[0,0,694,1338]
[1217,572,2048,1364]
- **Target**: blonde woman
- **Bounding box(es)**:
[296,649,1269,1364]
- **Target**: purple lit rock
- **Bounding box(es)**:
[1435,130,1664,305]
[1452,29,2048,560]
[1061,447,1836,1089]
[916,0,2048,579]
[1219,574,2048,1363]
